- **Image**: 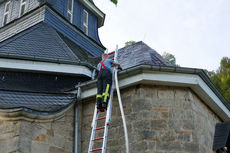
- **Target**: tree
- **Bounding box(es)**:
[210,57,230,102]
[110,0,118,5]
[125,41,136,46]
[162,52,177,66]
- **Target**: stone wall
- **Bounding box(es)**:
[79,84,221,153]
[0,84,222,153]
[0,106,74,153]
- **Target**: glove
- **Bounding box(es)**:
[118,67,123,71]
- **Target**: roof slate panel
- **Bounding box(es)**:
[0,22,79,62]
[0,90,76,112]
[113,41,173,69]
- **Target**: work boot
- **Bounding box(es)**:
[102,102,107,109]
[97,102,102,110]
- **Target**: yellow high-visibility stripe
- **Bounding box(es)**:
[96,94,102,98]
[103,84,110,102]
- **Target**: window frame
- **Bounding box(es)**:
[19,0,27,17]
[2,1,11,26]
[83,9,88,35]
[67,0,74,23]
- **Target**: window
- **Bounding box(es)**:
[19,0,27,17]
[67,0,74,23]
[2,1,11,26]
[83,10,88,35]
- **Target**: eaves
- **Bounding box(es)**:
[76,64,230,121]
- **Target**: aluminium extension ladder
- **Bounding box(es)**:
[88,49,117,153]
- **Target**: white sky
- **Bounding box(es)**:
[94,0,230,71]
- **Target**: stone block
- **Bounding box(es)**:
[183,142,199,153]
[53,134,65,149]
[35,133,46,142]
[31,141,49,153]
[156,141,183,152]
[150,120,168,130]
[47,129,54,137]
[18,137,32,153]
[0,137,19,153]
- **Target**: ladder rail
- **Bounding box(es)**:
[115,69,129,153]
[102,67,116,153]
[88,111,98,153]
[88,45,128,153]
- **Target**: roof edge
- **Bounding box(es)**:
[76,64,230,121]
[0,53,96,68]
[0,57,95,77]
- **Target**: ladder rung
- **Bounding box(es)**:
[93,137,104,141]
[97,116,106,121]
[96,126,105,130]
[91,148,102,152]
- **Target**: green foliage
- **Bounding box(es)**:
[210,57,230,102]
[125,41,136,46]
[110,0,118,5]
[162,52,178,66]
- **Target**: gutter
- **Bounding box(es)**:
[76,64,230,111]
[0,53,97,70]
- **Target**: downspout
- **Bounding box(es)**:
[74,102,78,153]
[75,84,81,153]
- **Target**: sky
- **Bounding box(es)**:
[94,0,230,71]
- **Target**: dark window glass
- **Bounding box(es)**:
[20,4,25,16]
[3,14,8,25]
[67,12,72,22]
[5,3,10,12]
[84,11,87,24]
[84,25,88,34]
[68,0,73,11]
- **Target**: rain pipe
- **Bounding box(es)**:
[75,83,81,153]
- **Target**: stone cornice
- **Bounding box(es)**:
[76,64,230,121]
[0,103,74,122]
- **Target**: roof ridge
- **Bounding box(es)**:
[54,30,80,61]
[118,41,143,51]
[143,43,173,66]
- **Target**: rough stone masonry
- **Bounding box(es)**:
[79,84,221,153]
[0,84,221,153]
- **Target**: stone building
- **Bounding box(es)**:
[0,0,230,153]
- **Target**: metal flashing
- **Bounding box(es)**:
[0,58,93,77]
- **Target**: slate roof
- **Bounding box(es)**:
[0,22,100,115]
[0,22,99,66]
[0,71,90,93]
[114,41,173,69]
[0,41,171,115]
[0,90,76,113]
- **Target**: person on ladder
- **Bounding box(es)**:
[96,53,121,112]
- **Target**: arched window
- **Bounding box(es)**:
[67,0,74,23]
[2,1,11,26]
[19,0,27,17]
[83,10,88,35]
